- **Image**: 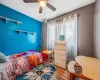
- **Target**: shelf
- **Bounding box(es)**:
[15,30,35,35]
[15,30,21,34]
[0,16,22,26]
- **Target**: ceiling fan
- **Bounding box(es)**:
[23,0,56,13]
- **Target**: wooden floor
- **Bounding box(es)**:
[51,66,70,80]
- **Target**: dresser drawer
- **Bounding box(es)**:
[54,49,66,56]
[55,41,66,45]
[55,59,66,69]
[55,44,66,50]
[55,54,66,61]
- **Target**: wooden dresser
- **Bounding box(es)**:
[54,41,67,69]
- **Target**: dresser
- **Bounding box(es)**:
[54,41,67,69]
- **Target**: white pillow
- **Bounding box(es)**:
[0,52,8,63]
[68,61,76,73]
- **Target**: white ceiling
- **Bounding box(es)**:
[0,0,96,22]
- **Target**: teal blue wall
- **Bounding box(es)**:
[0,4,42,55]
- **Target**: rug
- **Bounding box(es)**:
[17,63,56,80]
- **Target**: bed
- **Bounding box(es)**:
[0,50,43,80]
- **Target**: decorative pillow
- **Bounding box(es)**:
[9,54,19,59]
[19,52,26,56]
[0,52,8,63]
[25,50,37,56]
[9,52,26,59]
[68,61,76,73]
[74,63,82,74]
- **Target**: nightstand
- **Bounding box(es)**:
[42,50,54,63]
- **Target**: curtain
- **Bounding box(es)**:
[65,14,77,60]
[47,22,56,50]
[47,14,77,60]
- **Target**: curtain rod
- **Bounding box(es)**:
[47,14,79,23]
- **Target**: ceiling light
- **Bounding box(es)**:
[39,1,46,7]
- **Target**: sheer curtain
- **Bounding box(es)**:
[47,22,56,50]
[47,14,77,60]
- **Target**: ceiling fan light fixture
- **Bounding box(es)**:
[39,1,46,7]
[23,0,56,14]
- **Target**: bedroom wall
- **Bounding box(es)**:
[94,0,100,59]
[0,4,42,56]
[42,23,47,49]
[42,3,95,57]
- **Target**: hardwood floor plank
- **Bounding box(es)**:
[51,66,70,80]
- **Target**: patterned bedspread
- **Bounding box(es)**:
[0,50,43,80]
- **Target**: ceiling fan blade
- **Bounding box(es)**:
[23,0,38,3]
[39,6,43,13]
[46,2,56,11]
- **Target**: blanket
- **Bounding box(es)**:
[0,50,43,80]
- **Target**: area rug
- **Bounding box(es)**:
[17,63,56,80]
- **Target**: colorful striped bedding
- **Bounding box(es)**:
[0,50,43,80]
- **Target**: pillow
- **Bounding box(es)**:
[68,61,76,73]
[25,50,37,56]
[0,52,8,63]
[18,52,26,56]
[9,52,26,59]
